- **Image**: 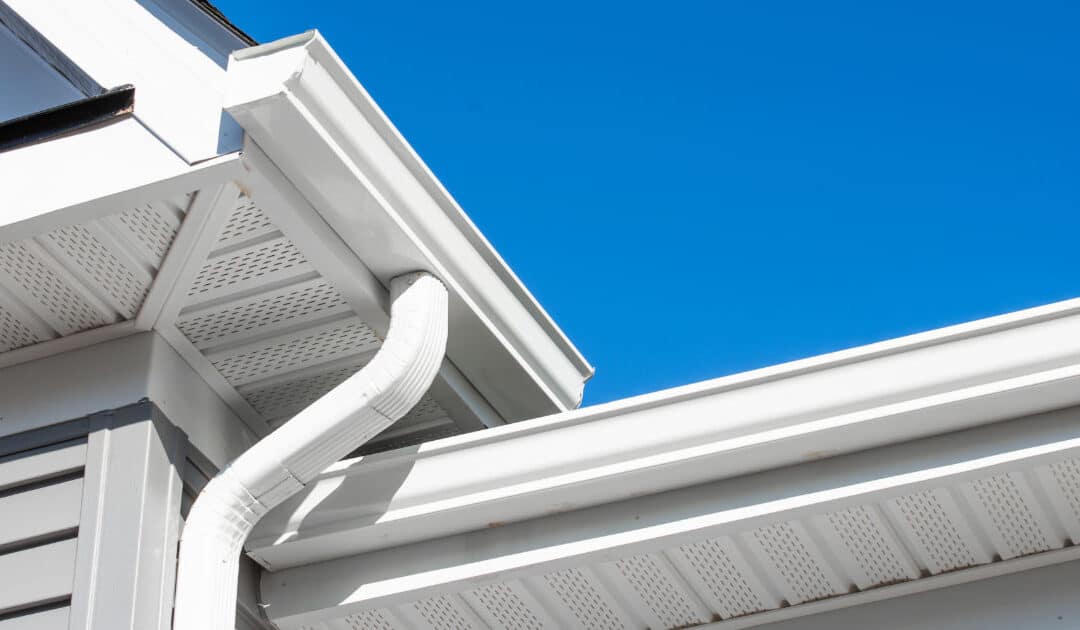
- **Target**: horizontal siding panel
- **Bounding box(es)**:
[0,441,85,492]
[0,478,82,549]
[0,539,77,615]
[0,606,69,630]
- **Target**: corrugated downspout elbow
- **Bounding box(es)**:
[173,272,448,630]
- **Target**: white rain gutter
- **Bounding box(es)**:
[224,31,593,422]
[173,272,447,630]
[249,296,1080,570]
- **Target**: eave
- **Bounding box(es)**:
[252,297,1080,566]
[250,299,1080,628]
[223,31,594,420]
[260,409,1080,629]
[0,30,592,464]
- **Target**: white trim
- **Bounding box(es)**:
[0,142,241,246]
[249,298,1080,567]
[239,142,390,337]
[224,31,592,421]
[135,178,229,330]
[0,320,136,370]
[148,182,276,436]
[0,119,217,243]
[256,407,1080,626]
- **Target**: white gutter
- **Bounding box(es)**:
[249,296,1080,569]
[173,272,447,630]
[223,31,593,422]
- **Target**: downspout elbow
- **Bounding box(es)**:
[174,272,448,630]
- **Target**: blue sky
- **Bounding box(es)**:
[216,1,1080,406]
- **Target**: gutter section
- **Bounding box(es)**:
[224,31,593,421]
[249,296,1080,569]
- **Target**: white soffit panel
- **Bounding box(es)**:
[0,191,189,351]
[155,188,485,450]
[0,151,496,454]
[258,407,1080,630]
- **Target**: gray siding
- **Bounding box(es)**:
[0,404,186,630]
[0,432,87,626]
[0,401,271,630]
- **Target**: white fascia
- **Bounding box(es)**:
[258,405,1080,627]
[0,118,242,244]
[223,31,593,422]
[249,296,1080,569]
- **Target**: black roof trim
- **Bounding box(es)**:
[0,85,135,153]
[191,0,258,47]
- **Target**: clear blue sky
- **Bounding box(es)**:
[216,1,1080,406]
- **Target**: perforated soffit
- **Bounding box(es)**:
[172,194,454,441]
[0,188,461,452]
[275,450,1080,630]
[0,195,186,349]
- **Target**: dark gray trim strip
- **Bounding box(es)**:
[191,0,257,46]
[0,401,153,458]
[0,420,90,459]
[0,85,134,152]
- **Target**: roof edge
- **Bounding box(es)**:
[0,84,133,153]
[224,31,593,419]
[250,296,1080,567]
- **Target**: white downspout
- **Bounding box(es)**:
[173,272,448,630]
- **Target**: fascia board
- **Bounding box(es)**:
[249,298,1080,568]
[224,31,593,421]
[257,408,1080,624]
[0,118,242,244]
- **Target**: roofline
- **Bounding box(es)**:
[0,84,133,152]
[224,31,593,420]
[257,405,1080,626]
[190,0,258,47]
[249,296,1080,568]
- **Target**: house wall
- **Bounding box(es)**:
[0,403,179,630]
[0,417,88,628]
[0,333,268,630]
[757,558,1080,630]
